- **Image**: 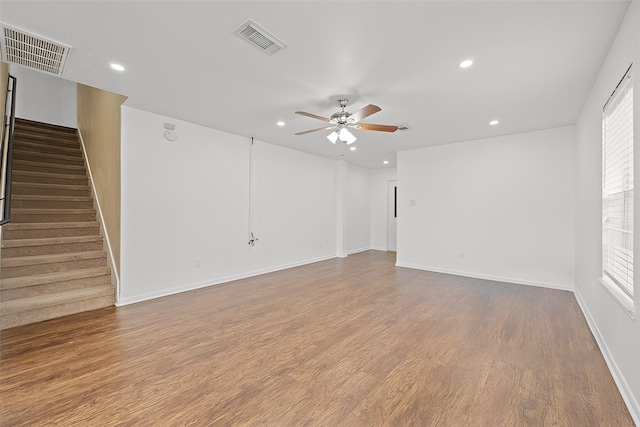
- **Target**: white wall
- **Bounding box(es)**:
[370,167,397,251]
[575,1,640,422]
[347,163,371,253]
[120,106,337,304]
[10,65,77,128]
[252,140,337,270]
[397,126,576,290]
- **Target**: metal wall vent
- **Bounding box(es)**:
[0,23,71,76]
[232,19,287,56]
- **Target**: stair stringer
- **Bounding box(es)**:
[77,130,120,304]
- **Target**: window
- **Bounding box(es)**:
[602,64,634,301]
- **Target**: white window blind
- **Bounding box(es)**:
[602,64,634,298]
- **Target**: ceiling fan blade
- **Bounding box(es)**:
[295,111,331,122]
[354,123,399,132]
[349,104,381,123]
[295,126,336,136]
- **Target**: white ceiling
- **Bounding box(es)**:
[1,0,631,168]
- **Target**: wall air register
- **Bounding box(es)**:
[232,19,288,56]
[0,23,71,76]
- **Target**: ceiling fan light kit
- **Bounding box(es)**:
[327,131,338,144]
[339,127,357,144]
[295,98,397,145]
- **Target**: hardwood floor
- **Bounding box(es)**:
[0,250,633,426]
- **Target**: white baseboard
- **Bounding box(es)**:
[394,262,574,292]
[575,288,640,425]
[117,254,336,306]
[347,246,371,255]
[77,131,120,302]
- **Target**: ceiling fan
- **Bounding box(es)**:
[295,98,398,145]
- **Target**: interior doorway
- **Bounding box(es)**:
[387,180,397,252]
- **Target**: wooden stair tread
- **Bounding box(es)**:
[12,170,87,180]
[13,140,81,154]
[13,128,78,139]
[15,118,77,133]
[12,140,78,150]
[12,182,90,190]
[11,208,95,215]
[14,127,77,137]
[2,235,102,248]
[0,267,111,290]
[12,159,85,171]
[14,132,77,141]
[0,285,113,315]
[12,148,84,163]
[1,221,99,230]
[15,122,77,131]
[13,144,78,152]
[12,194,93,202]
[2,251,106,268]
[13,134,79,144]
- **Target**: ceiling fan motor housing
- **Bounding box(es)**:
[331,112,353,125]
[332,98,354,125]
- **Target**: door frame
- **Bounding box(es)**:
[387,180,397,252]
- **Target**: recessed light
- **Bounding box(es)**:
[460,59,473,69]
[277,121,285,126]
[383,160,389,165]
[110,63,125,71]
[350,147,356,151]
[489,120,499,126]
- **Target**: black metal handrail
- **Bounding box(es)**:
[1,75,17,226]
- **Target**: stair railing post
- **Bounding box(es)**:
[0,75,16,226]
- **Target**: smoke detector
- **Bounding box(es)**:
[0,23,71,76]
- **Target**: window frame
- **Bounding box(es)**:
[600,63,635,317]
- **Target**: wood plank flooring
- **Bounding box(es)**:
[0,250,633,426]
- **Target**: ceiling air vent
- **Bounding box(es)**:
[232,19,287,56]
[0,23,71,76]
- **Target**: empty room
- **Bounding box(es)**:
[0,1,638,425]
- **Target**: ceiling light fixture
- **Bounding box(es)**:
[460,59,473,68]
[277,121,285,126]
[383,160,389,165]
[327,127,357,145]
[350,147,356,151]
[338,127,357,145]
[489,120,499,125]
[110,63,125,71]
[327,131,338,144]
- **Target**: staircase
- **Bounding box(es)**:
[0,118,115,329]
